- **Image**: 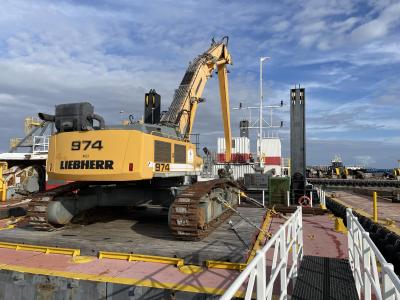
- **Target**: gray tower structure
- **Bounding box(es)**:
[290,87,306,202]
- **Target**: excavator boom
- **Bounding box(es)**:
[160,37,233,161]
[217,63,232,163]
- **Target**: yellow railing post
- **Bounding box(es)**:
[373,191,378,223]
[0,162,7,202]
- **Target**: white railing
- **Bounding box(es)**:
[347,208,400,300]
[221,207,303,300]
[315,186,326,208]
[33,135,50,154]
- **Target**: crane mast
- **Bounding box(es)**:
[160,37,233,162]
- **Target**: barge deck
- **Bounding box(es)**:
[0,208,349,299]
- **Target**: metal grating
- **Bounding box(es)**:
[174,144,186,164]
[292,256,358,300]
[154,141,171,163]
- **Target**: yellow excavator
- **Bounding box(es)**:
[28,37,239,240]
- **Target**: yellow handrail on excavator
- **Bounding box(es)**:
[0,162,8,202]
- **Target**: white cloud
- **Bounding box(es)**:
[272,21,290,32]
[299,35,319,48]
[351,2,400,43]
[351,19,389,42]
[331,17,360,34]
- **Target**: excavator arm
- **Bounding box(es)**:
[160,37,233,162]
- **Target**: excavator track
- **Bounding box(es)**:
[25,182,91,231]
[169,179,240,241]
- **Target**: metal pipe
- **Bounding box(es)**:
[262,190,265,206]
[287,190,290,207]
[38,113,55,122]
[258,57,270,168]
[259,59,262,167]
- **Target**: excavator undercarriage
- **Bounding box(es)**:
[26,178,240,241]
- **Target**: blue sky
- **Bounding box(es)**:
[0,0,398,167]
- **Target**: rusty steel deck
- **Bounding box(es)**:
[0,206,267,264]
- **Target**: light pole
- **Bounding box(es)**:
[259,56,270,168]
